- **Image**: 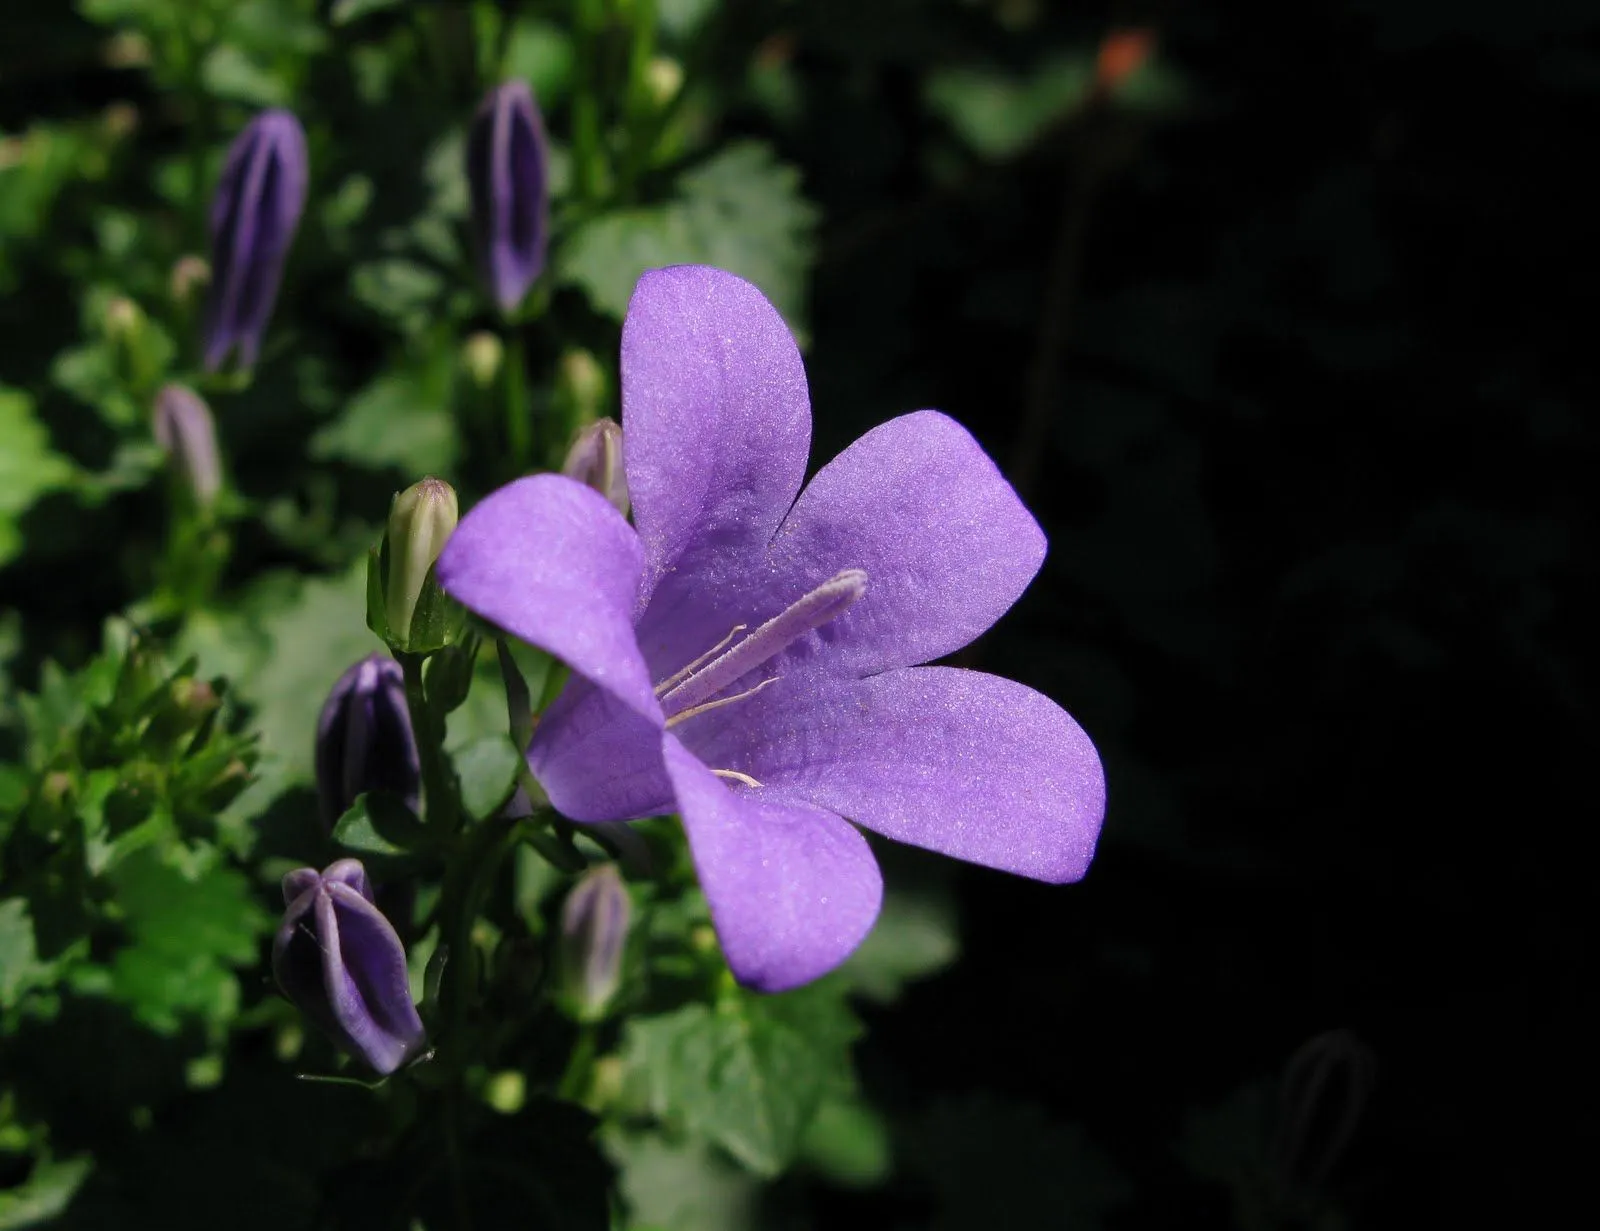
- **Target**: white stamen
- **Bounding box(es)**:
[654,624,747,697]
[663,675,781,728]
[711,769,764,789]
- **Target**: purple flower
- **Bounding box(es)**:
[558,863,631,1019]
[315,655,421,828]
[202,109,308,371]
[272,859,426,1075]
[438,266,1106,992]
[152,383,221,508]
[466,81,549,313]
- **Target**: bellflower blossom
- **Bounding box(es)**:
[272,859,427,1075]
[314,655,421,828]
[202,109,308,371]
[438,266,1106,992]
[466,81,549,312]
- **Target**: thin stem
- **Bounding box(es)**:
[557,1023,599,1103]
[619,0,657,202]
[503,324,530,473]
[572,0,608,205]
[398,651,458,836]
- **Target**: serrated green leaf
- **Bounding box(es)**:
[559,143,818,338]
[623,983,861,1175]
[604,1129,758,1231]
[0,1154,93,1228]
[0,387,76,567]
[330,0,404,24]
[453,733,521,821]
[925,55,1094,159]
[797,1095,891,1187]
[0,898,56,1012]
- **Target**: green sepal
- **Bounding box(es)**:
[332,792,432,867]
[451,733,522,822]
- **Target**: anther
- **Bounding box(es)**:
[711,769,763,789]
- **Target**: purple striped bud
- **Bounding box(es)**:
[561,419,629,517]
[314,655,421,828]
[272,859,427,1075]
[1273,1028,1377,1192]
[558,864,630,1020]
[466,81,549,313]
[152,383,222,508]
[202,109,308,371]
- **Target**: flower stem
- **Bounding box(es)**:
[572,0,607,205]
[619,0,658,203]
[397,651,458,836]
[503,324,530,474]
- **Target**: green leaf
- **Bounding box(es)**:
[330,0,404,23]
[105,847,270,1034]
[0,1154,93,1229]
[0,387,76,567]
[559,142,819,339]
[622,982,861,1175]
[797,1095,891,1188]
[604,1130,758,1231]
[311,350,459,475]
[924,55,1095,159]
[838,882,960,1003]
[453,733,521,821]
[332,792,429,857]
[201,45,289,107]
[0,898,57,1013]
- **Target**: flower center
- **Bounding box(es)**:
[654,568,868,728]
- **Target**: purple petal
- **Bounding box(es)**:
[663,737,882,991]
[622,267,812,612]
[468,81,549,311]
[437,474,662,724]
[768,410,1046,677]
[324,882,427,1074]
[528,680,674,821]
[686,666,1104,883]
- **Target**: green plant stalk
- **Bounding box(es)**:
[398,651,459,836]
[618,0,658,202]
[572,0,608,205]
[502,326,531,472]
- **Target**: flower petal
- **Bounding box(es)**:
[528,679,675,821]
[663,737,882,992]
[437,474,662,724]
[769,410,1045,676]
[622,266,811,604]
[325,882,427,1074]
[687,665,1104,882]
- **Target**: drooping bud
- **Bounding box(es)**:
[460,330,504,390]
[272,859,427,1075]
[561,419,629,517]
[202,109,308,371]
[558,864,630,1020]
[384,478,459,648]
[152,383,222,509]
[314,654,421,828]
[466,81,549,313]
[1273,1028,1377,1193]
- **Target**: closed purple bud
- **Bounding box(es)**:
[272,859,427,1075]
[558,864,630,1020]
[314,655,421,828]
[561,419,629,517]
[466,81,549,313]
[202,109,308,371]
[1273,1028,1377,1192]
[152,383,221,508]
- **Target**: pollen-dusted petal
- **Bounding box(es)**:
[621,266,812,605]
[769,410,1046,677]
[528,679,675,821]
[663,737,883,992]
[689,666,1105,883]
[437,474,663,725]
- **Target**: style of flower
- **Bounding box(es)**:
[202,109,308,371]
[466,80,549,313]
[438,266,1106,992]
[272,859,427,1075]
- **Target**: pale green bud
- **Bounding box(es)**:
[461,331,504,390]
[385,478,459,647]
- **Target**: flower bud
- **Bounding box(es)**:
[314,654,421,828]
[460,330,504,390]
[561,419,629,517]
[202,109,308,371]
[558,864,630,1020]
[1273,1028,1377,1192]
[385,478,459,647]
[152,383,222,509]
[272,859,427,1075]
[556,349,607,424]
[644,57,684,109]
[466,81,549,313]
[170,254,210,308]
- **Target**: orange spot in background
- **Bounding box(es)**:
[1095,27,1158,94]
